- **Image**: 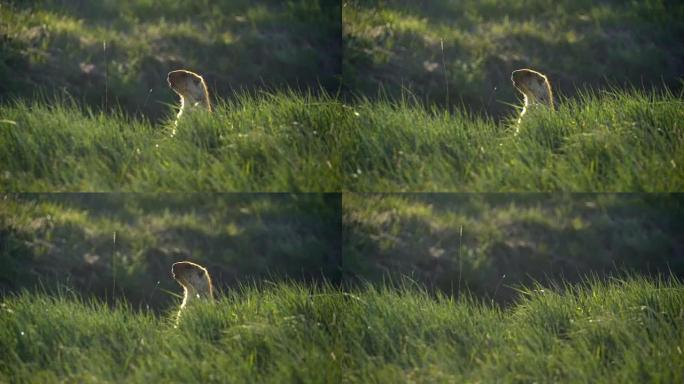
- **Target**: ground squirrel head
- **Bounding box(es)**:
[167,69,212,121]
[172,261,213,327]
[511,69,554,109]
[172,261,214,302]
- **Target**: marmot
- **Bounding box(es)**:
[167,69,212,126]
[511,68,554,126]
[171,261,214,326]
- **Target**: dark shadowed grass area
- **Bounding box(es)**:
[343,0,684,119]
[1,0,341,121]
[0,193,342,310]
[343,193,684,302]
[1,276,681,382]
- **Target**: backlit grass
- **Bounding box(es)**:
[1,277,681,382]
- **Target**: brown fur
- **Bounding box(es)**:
[171,261,213,326]
[511,69,554,127]
[167,69,212,126]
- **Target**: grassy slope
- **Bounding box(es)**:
[1,278,682,382]
[342,89,684,191]
[0,92,344,191]
[343,0,684,118]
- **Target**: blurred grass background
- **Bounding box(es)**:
[0,193,342,310]
[5,192,682,309]
[343,0,684,118]
[343,193,684,303]
[1,0,341,122]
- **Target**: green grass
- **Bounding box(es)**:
[1,0,341,121]
[1,277,682,382]
[0,193,341,309]
[340,276,683,383]
[0,283,344,383]
[341,89,684,191]
[343,193,684,302]
[2,88,681,192]
[2,1,683,192]
[0,92,344,191]
[343,0,684,118]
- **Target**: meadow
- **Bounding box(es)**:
[1,0,341,121]
[1,277,682,382]
[0,93,345,191]
[1,1,682,380]
[2,0,682,192]
[343,193,684,302]
[341,89,684,191]
[0,193,342,309]
[2,87,682,192]
[1,0,345,192]
[343,0,684,118]
[342,0,683,191]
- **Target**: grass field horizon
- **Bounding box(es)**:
[342,192,684,304]
[0,193,343,310]
[1,276,682,382]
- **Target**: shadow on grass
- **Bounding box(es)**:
[0,193,343,310]
[1,0,342,121]
[343,0,684,119]
[343,193,684,303]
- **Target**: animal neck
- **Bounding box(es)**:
[181,95,210,111]
[527,86,553,109]
[182,284,210,306]
[199,85,211,111]
[524,93,543,107]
